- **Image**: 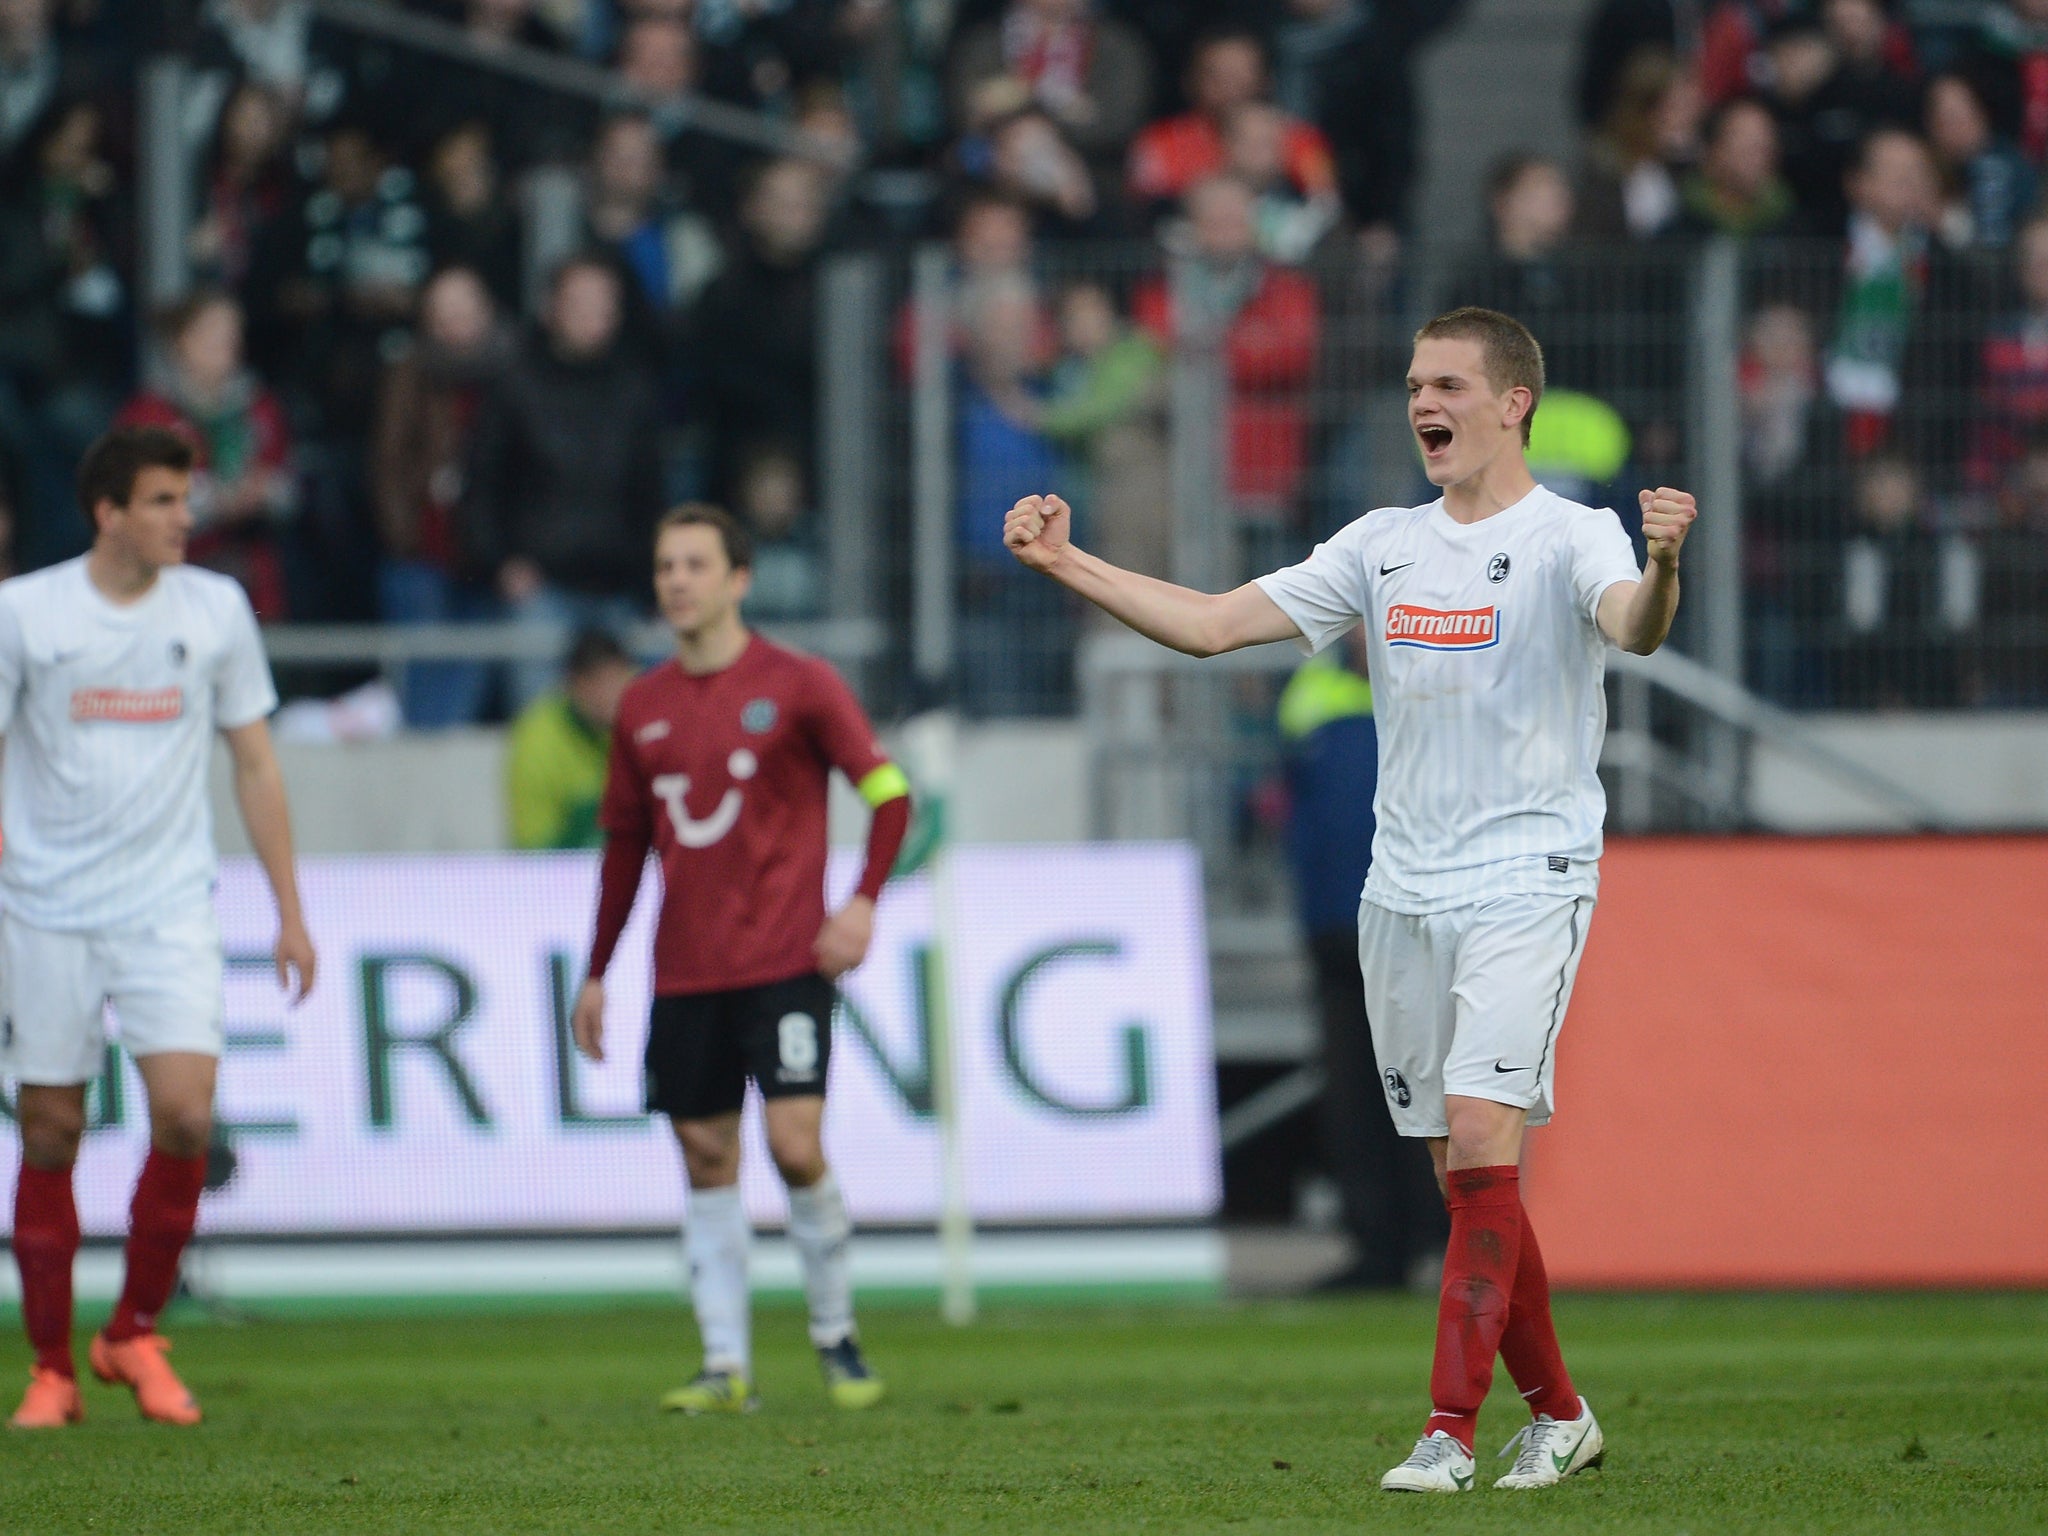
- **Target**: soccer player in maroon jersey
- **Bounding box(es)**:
[571,504,910,1414]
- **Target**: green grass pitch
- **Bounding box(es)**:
[3,1291,2044,1533]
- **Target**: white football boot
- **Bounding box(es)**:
[1379,1429,1477,1493]
[1494,1398,1604,1489]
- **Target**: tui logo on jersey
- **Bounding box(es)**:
[652,749,758,848]
[1385,603,1499,651]
[1488,552,1511,583]
[741,698,778,734]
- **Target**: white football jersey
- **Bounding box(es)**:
[0,559,277,931]
[1256,485,1642,913]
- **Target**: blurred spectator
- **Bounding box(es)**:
[1838,449,1963,705]
[1740,301,1842,701]
[1967,214,2048,493]
[1986,438,2048,701]
[1574,0,1680,128]
[506,626,639,850]
[1574,46,1698,243]
[461,254,662,709]
[1768,3,1920,235]
[1226,100,1339,263]
[1954,0,2048,168]
[1671,96,1797,241]
[245,118,432,442]
[1266,0,1454,242]
[1760,14,1844,225]
[188,0,365,144]
[1032,278,1168,581]
[115,292,297,619]
[1924,70,2033,252]
[946,0,1154,165]
[422,121,525,314]
[693,157,828,502]
[0,0,90,169]
[837,0,954,161]
[1824,127,1941,451]
[370,265,509,728]
[1127,30,1337,218]
[190,81,294,293]
[418,0,570,167]
[955,266,1067,715]
[585,111,721,341]
[1136,174,1319,576]
[979,105,1103,236]
[615,15,744,217]
[731,442,821,619]
[0,92,130,572]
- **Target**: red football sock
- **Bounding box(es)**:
[1499,1201,1581,1423]
[1424,1165,1524,1453]
[13,1164,80,1379]
[104,1149,206,1343]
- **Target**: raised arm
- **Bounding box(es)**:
[221,718,317,1002]
[1597,488,1695,655]
[1003,494,1301,657]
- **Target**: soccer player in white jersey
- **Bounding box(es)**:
[1004,307,1695,1492]
[3,427,316,1429]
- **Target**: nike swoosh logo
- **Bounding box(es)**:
[1379,561,1415,576]
[1493,1061,1530,1074]
[1551,1425,1591,1474]
[1452,1470,1473,1489]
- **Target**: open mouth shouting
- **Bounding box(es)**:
[1416,422,1453,462]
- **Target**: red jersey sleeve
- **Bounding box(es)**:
[802,660,889,786]
[588,712,653,980]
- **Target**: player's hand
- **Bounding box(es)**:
[1003,494,1072,574]
[1639,487,1697,571]
[572,978,607,1063]
[275,917,317,1004]
[814,896,875,980]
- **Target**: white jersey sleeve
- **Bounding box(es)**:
[1254,517,1377,656]
[0,591,24,735]
[1566,506,1644,625]
[212,582,278,729]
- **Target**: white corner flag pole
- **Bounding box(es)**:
[904,711,975,1325]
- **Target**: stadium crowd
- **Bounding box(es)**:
[0,0,2045,716]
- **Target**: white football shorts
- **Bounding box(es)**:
[1357,892,1596,1138]
[0,907,226,1085]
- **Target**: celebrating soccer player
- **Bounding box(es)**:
[1005,307,1695,1492]
[4,427,316,1429]
[573,504,910,1415]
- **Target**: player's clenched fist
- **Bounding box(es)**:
[1637,487,1697,570]
[1004,493,1071,573]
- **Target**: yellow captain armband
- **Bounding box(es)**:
[856,762,911,807]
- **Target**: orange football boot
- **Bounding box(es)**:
[9,1367,84,1428]
[90,1332,202,1425]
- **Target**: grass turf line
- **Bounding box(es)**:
[1,1292,2042,1534]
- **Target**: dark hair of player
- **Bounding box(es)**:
[656,502,754,572]
[76,425,196,529]
[1413,306,1546,446]
[564,626,633,678]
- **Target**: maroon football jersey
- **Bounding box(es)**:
[600,635,888,994]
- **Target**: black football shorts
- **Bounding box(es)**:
[644,973,836,1120]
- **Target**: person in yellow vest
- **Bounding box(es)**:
[506,628,640,850]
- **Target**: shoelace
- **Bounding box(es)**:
[1404,1433,1466,1470]
[1498,1416,1562,1477]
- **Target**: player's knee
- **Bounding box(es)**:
[151,1104,214,1160]
[676,1122,740,1187]
[18,1105,84,1169]
[1443,1100,1520,1168]
[767,1130,824,1188]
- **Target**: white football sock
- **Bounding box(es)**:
[785,1170,855,1349]
[683,1184,751,1374]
